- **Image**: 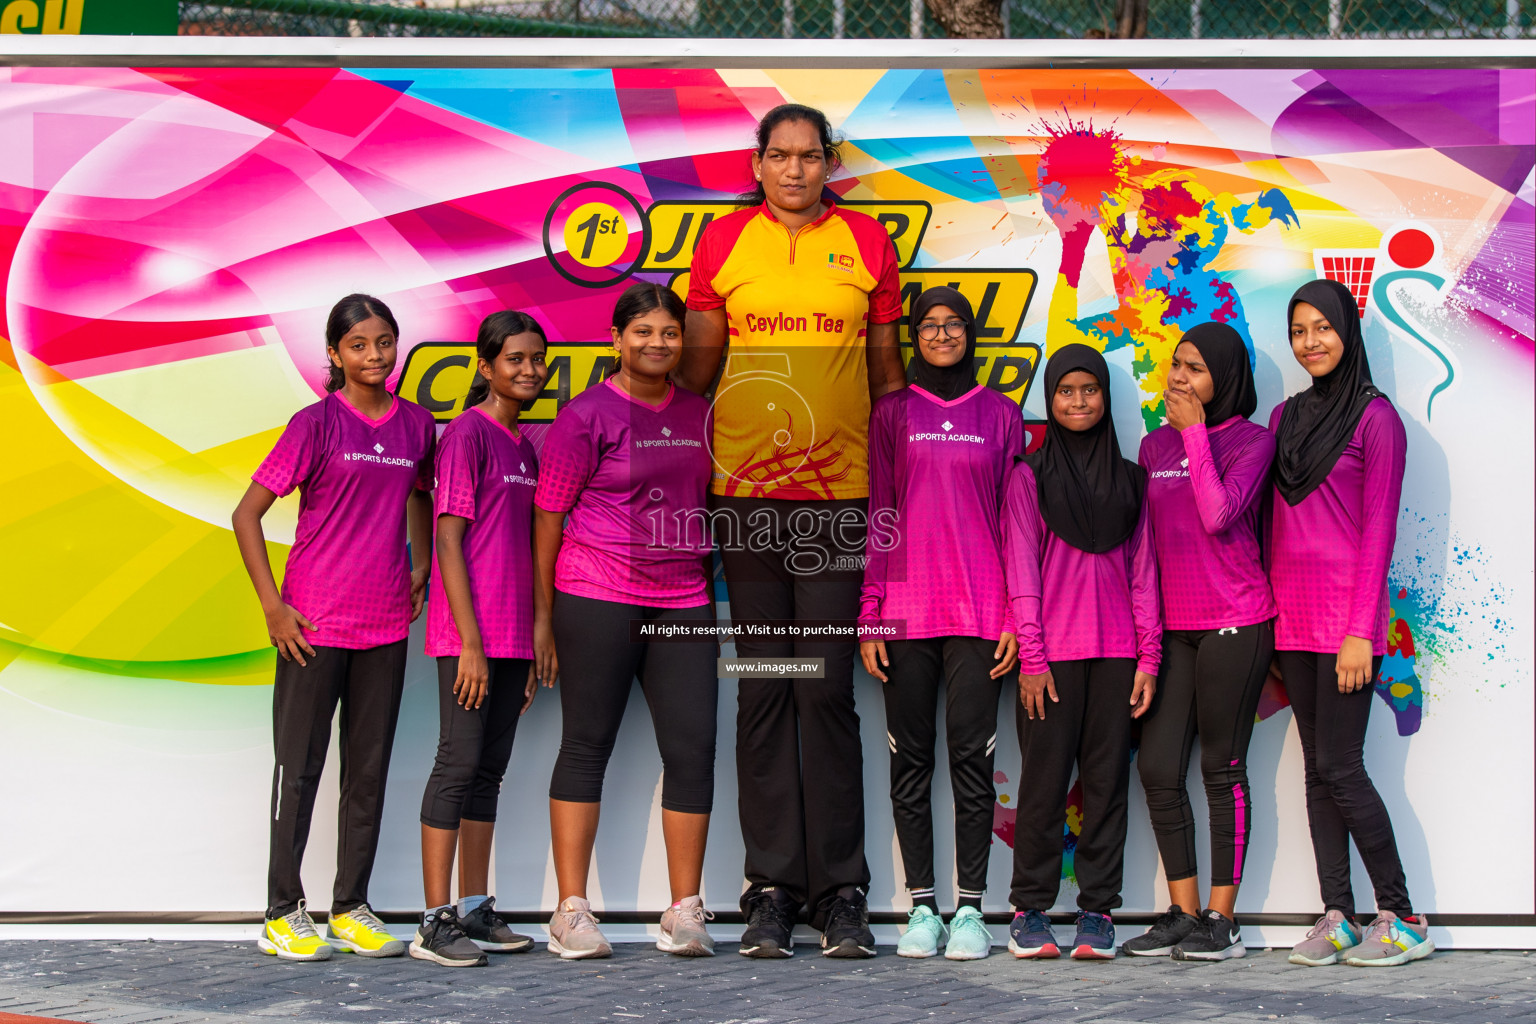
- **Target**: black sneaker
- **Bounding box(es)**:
[739,886,797,959]
[820,885,876,959]
[408,907,488,968]
[460,897,534,953]
[1172,909,1246,961]
[1121,905,1200,957]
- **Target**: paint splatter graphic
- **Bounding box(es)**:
[1379,587,1425,735]
[1035,120,1300,429]
[992,769,1085,887]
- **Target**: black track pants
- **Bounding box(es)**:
[882,636,1003,897]
[267,640,407,919]
[713,493,870,925]
[1009,657,1134,914]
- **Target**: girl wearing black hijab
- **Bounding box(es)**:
[999,344,1160,961]
[1268,279,1431,968]
[859,287,1022,960]
[1124,322,1277,961]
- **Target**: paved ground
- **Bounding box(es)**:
[1,941,1531,1024]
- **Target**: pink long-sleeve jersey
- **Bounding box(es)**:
[1267,397,1406,655]
[1139,418,1276,631]
[1002,461,1162,676]
[859,384,1024,642]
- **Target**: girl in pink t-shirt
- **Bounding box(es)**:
[233,294,435,962]
[412,311,549,968]
[533,283,717,960]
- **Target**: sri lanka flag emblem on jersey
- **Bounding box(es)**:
[827,252,856,273]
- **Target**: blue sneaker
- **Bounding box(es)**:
[1343,912,1434,967]
[943,906,991,961]
[1070,911,1116,960]
[896,905,945,958]
[1007,909,1058,959]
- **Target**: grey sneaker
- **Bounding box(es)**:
[547,896,612,960]
[408,907,487,968]
[1288,909,1362,966]
[657,895,715,957]
[461,897,534,953]
[1344,911,1433,967]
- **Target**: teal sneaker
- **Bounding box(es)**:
[1344,912,1434,967]
[896,905,945,958]
[1288,909,1362,966]
[943,906,991,960]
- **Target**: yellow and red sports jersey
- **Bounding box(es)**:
[687,199,902,500]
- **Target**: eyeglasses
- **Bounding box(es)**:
[916,319,968,341]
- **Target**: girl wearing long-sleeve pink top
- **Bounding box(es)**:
[1270,278,1431,969]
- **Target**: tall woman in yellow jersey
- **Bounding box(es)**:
[679,104,906,959]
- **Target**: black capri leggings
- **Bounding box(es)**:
[549,591,718,814]
[420,656,530,830]
[1136,620,1273,889]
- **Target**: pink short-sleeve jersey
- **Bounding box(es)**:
[534,378,712,608]
[425,406,539,659]
[253,392,436,649]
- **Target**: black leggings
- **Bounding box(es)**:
[1136,620,1273,888]
[1279,649,1412,919]
[420,656,529,830]
[548,591,718,814]
[883,636,1003,898]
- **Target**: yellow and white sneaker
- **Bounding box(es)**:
[257,900,333,961]
[327,903,405,957]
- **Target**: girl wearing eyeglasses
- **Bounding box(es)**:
[859,287,1022,960]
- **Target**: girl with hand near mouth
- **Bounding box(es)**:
[1001,344,1160,963]
[1269,279,1431,968]
[1125,322,1276,961]
[859,287,1023,961]
[410,312,549,968]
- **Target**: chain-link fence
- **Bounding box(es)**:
[180,0,1536,38]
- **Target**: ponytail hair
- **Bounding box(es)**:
[324,293,399,393]
[610,282,687,375]
[737,103,843,208]
[466,310,549,407]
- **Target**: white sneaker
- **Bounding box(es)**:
[547,896,612,959]
[657,895,715,957]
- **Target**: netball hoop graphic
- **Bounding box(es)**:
[1314,223,1457,418]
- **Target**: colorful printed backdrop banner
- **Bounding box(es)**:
[1,60,1531,936]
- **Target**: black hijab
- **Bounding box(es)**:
[1024,343,1145,553]
[1180,321,1257,427]
[909,286,978,401]
[1273,278,1387,506]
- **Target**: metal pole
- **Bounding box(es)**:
[783,0,793,38]
[1508,0,1520,39]
[1328,0,1342,38]
[833,0,845,39]
[910,0,922,39]
[1190,0,1201,39]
